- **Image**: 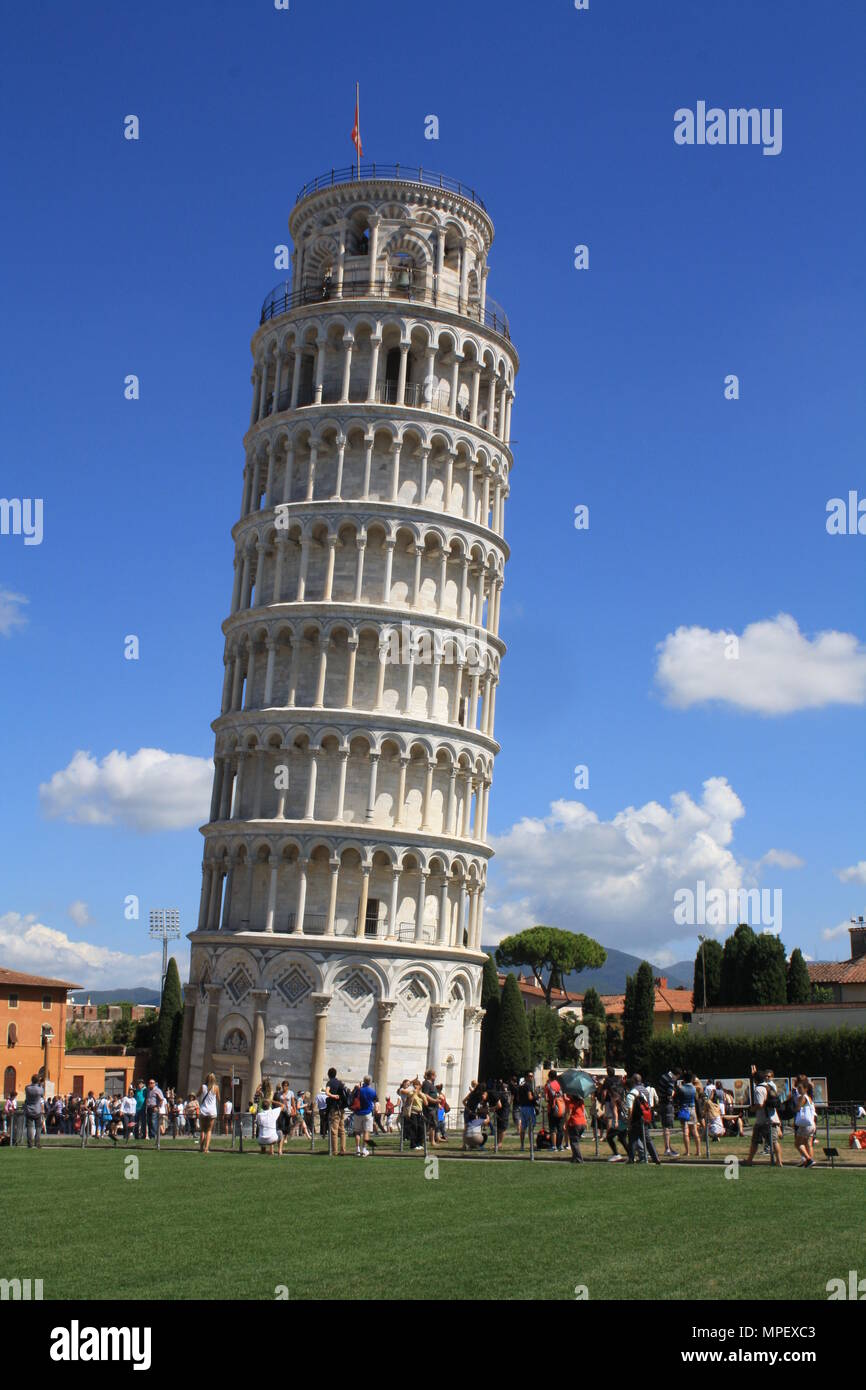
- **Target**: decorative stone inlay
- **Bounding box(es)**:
[275,966,313,1007]
[226,966,253,1004]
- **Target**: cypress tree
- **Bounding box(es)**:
[621,974,636,1066]
[497,972,531,1078]
[719,924,758,1005]
[628,961,656,1075]
[693,938,723,1007]
[750,933,788,1005]
[477,954,502,1084]
[787,948,812,1004]
[153,957,184,1087]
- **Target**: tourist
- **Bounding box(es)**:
[565,1092,586,1163]
[490,1078,510,1147]
[372,1097,386,1134]
[656,1065,681,1157]
[516,1074,537,1152]
[793,1078,817,1167]
[600,1069,628,1162]
[675,1073,700,1158]
[2,1093,15,1136]
[384,1095,396,1132]
[119,1087,136,1141]
[352,1075,377,1157]
[255,1099,280,1156]
[82,1092,97,1140]
[703,1090,725,1142]
[436,1085,449,1141]
[23,1074,44,1150]
[222,1093,234,1137]
[198,1073,220,1154]
[297,1091,312,1139]
[544,1069,566,1153]
[185,1092,199,1141]
[134,1080,147,1139]
[144,1079,165,1140]
[315,1084,328,1137]
[742,1067,783,1166]
[403,1078,425,1149]
[324,1067,349,1156]
[625,1075,661,1164]
[421,1070,441,1145]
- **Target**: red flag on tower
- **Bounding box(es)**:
[351,83,363,174]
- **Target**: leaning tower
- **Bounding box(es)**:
[178,165,517,1112]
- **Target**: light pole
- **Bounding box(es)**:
[149,909,180,998]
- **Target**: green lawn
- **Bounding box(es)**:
[2,1145,864,1300]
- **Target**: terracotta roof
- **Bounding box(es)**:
[600,985,694,1016]
[497,973,575,1004]
[808,960,866,985]
[0,966,82,991]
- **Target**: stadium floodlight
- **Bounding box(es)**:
[149,909,181,996]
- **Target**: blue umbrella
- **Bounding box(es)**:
[558,1069,596,1101]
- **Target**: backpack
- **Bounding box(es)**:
[350,1086,362,1113]
[639,1097,653,1126]
[781,1093,797,1122]
[762,1086,779,1118]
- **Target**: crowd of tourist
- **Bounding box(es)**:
[2,1062,841,1169]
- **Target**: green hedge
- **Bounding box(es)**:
[645,1026,866,1102]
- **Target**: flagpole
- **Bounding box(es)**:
[356,82,360,181]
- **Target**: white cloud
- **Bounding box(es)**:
[655,613,866,714]
[838,861,866,885]
[821,921,853,942]
[39,748,212,831]
[0,588,28,636]
[759,849,805,870]
[0,911,184,990]
[486,776,754,956]
[67,900,90,927]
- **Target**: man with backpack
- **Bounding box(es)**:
[544,1069,566,1153]
[656,1066,681,1157]
[625,1074,661,1164]
[324,1067,349,1155]
[350,1075,377,1157]
[742,1066,783,1166]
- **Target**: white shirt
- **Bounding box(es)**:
[120,1096,136,1117]
[199,1087,218,1118]
[223,1100,233,1114]
[256,1107,280,1143]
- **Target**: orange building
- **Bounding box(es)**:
[1,966,151,1101]
[599,977,694,1035]
[1,966,79,1100]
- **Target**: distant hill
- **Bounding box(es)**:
[68,988,160,1006]
[488,944,692,996]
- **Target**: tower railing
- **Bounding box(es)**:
[295,163,487,210]
[260,275,510,341]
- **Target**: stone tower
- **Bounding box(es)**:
[179,165,517,1111]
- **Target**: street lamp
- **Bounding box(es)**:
[149,909,180,997]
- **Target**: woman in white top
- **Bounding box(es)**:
[198,1073,220,1154]
[794,1078,816,1166]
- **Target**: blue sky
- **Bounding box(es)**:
[1,0,864,988]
